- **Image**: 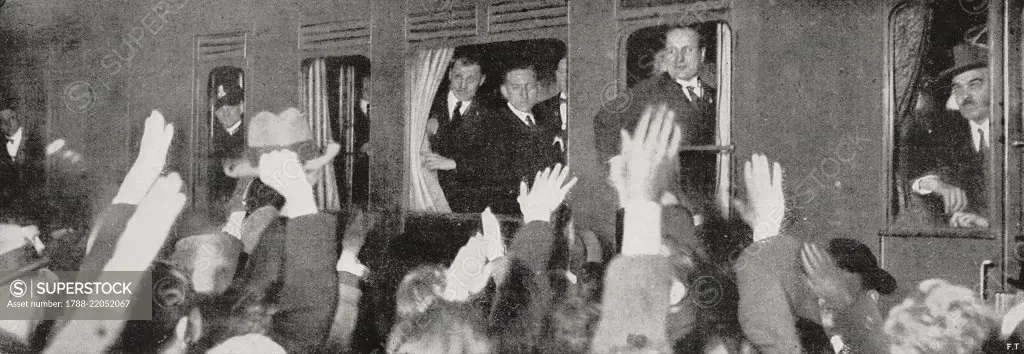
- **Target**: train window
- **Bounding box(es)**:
[300,56,371,210]
[204,66,246,212]
[888,2,993,235]
[617,21,733,220]
[408,39,567,215]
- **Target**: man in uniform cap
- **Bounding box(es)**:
[209,67,247,213]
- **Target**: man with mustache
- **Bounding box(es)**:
[907,35,990,228]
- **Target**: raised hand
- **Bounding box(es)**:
[258,150,316,218]
[733,153,785,241]
[114,111,175,205]
[801,243,855,311]
[610,104,682,205]
[480,207,505,261]
[106,173,187,271]
[444,232,493,301]
[517,163,578,223]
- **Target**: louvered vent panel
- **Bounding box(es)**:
[197,33,246,60]
[488,0,567,34]
[406,5,477,42]
[299,20,370,51]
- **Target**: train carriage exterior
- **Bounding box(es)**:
[1,0,1022,341]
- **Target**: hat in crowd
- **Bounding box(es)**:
[170,232,243,295]
[223,108,340,178]
[592,256,672,353]
[827,238,897,295]
[937,25,988,82]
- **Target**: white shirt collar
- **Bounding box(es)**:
[226,120,242,135]
[447,90,471,119]
[6,127,23,158]
[507,102,534,126]
[969,119,990,152]
[559,92,567,100]
[675,77,702,100]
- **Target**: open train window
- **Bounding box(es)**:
[202,66,246,213]
[619,21,733,220]
[407,39,567,216]
[886,1,997,237]
[300,56,371,211]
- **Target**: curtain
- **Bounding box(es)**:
[338,64,358,208]
[304,58,342,211]
[408,48,454,212]
[891,3,933,213]
[714,22,733,217]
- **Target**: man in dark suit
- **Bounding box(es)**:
[422,55,487,212]
[0,99,44,202]
[901,37,990,228]
[535,57,568,162]
[471,64,563,214]
[594,26,717,219]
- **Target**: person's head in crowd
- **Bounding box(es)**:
[387,301,491,354]
[826,238,897,324]
[449,54,485,102]
[111,260,198,354]
[186,286,280,353]
[556,57,568,96]
[542,292,601,354]
[394,264,448,320]
[0,98,20,138]
[663,26,705,83]
[501,63,540,113]
[884,278,997,354]
[168,208,242,295]
[213,81,244,133]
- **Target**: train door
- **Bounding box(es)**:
[881,0,1022,303]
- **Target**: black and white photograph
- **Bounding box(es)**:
[1,0,1024,352]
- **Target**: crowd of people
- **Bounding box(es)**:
[1,23,1024,354]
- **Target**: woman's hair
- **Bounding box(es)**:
[394,264,448,320]
[386,301,490,354]
[884,278,998,354]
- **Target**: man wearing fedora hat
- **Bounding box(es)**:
[906,27,991,228]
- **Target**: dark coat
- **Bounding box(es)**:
[0,127,45,202]
[462,103,563,214]
[594,73,718,217]
[426,93,487,213]
[896,109,988,227]
[534,93,568,162]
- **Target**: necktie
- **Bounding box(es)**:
[525,114,536,127]
[686,86,702,104]
[977,128,985,152]
[452,101,463,124]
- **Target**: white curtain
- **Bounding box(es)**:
[305,58,342,211]
[714,23,733,217]
[408,48,454,212]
